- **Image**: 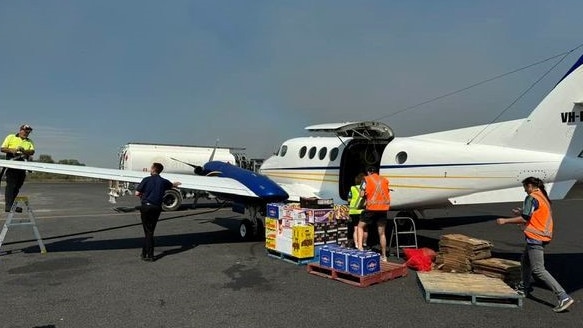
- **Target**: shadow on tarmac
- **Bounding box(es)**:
[4,209,247,262]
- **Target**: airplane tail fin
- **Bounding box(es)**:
[478,52,583,156]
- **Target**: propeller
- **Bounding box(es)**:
[169,138,222,176]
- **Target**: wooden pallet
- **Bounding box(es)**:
[306,261,408,287]
[417,271,522,308]
[266,249,314,265]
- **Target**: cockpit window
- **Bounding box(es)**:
[280,145,288,157]
[308,147,317,159]
[299,146,307,158]
[318,147,327,160]
[329,148,339,161]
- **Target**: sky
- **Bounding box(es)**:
[1,1,582,167]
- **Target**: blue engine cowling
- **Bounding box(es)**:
[202,161,288,203]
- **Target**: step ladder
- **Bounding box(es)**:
[0,196,47,254]
[388,216,418,259]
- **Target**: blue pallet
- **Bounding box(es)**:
[266,249,315,265]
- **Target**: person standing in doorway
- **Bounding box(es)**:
[497,176,574,312]
[1,124,35,213]
[135,162,181,261]
[357,166,391,261]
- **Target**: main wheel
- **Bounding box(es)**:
[239,219,254,241]
[162,189,182,211]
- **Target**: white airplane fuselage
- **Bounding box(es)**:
[259,134,582,210]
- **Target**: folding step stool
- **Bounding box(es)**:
[0,196,47,254]
[388,216,418,258]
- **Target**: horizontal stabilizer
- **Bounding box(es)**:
[449,180,577,205]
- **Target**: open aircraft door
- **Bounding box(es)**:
[305,121,395,200]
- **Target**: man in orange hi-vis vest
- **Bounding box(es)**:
[497,177,574,313]
[357,166,391,261]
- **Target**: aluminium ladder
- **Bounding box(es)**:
[0,196,47,254]
[388,216,418,259]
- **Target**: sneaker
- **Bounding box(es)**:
[553,297,574,313]
[515,287,533,297]
[381,256,388,262]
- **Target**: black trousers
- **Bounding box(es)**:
[4,169,26,212]
[139,204,162,258]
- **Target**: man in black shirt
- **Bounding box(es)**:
[135,162,181,261]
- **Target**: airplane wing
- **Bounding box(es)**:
[0,159,258,198]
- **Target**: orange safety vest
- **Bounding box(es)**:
[363,173,390,211]
[523,190,553,242]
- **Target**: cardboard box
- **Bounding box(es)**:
[300,197,334,209]
[326,230,338,242]
[314,221,328,232]
[337,229,349,240]
[347,252,381,276]
[275,225,314,259]
[337,239,350,248]
[337,220,348,229]
[333,204,350,221]
[266,203,282,219]
[314,231,326,246]
[291,225,314,259]
[265,217,278,231]
[333,250,349,272]
[319,245,342,267]
[265,237,276,250]
[309,209,335,223]
[319,246,333,267]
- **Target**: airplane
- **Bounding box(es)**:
[2,50,583,241]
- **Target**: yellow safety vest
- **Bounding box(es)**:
[348,185,364,215]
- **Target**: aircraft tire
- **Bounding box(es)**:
[162,189,182,211]
[239,219,254,241]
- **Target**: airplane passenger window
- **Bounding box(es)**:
[299,146,307,158]
[396,151,408,164]
[329,148,339,161]
[280,145,288,157]
[319,147,327,160]
[308,147,317,159]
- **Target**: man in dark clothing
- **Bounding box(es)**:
[135,162,181,261]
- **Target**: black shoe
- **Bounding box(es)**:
[14,207,23,213]
[141,256,154,262]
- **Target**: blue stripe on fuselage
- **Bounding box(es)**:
[260,162,524,171]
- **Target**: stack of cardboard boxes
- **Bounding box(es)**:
[319,245,381,276]
[265,200,350,259]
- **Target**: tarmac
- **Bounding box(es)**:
[0,182,581,328]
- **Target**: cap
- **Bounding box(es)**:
[20,124,33,131]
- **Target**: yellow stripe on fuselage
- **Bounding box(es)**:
[262,170,507,191]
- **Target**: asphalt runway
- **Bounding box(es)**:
[0,182,581,328]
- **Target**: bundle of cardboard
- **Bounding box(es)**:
[472,258,521,284]
[435,234,493,273]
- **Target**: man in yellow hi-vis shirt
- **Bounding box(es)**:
[1,124,35,213]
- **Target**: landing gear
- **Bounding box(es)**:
[238,205,265,241]
[162,189,182,211]
[239,219,253,241]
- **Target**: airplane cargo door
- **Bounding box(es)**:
[338,139,390,201]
